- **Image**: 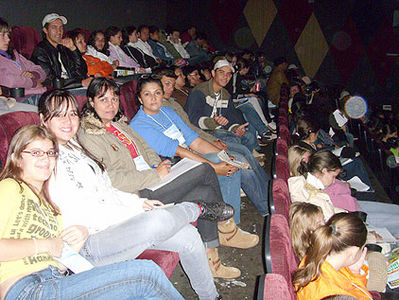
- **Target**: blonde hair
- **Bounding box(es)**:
[292,213,367,290]
[288,145,309,176]
[0,125,60,215]
[289,202,323,260]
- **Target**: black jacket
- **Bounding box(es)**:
[123,45,157,69]
[31,39,87,89]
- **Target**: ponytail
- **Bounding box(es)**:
[292,213,367,290]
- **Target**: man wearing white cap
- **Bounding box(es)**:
[31,13,91,89]
[184,59,258,150]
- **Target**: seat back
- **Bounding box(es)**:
[265,214,297,299]
[119,79,140,121]
[0,111,40,168]
[279,124,290,143]
[276,138,288,157]
[257,273,292,300]
[275,154,290,182]
[272,178,291,222]
[11,26,41,59]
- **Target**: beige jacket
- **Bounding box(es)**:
[288,175,346,220]
[78,113,161,194]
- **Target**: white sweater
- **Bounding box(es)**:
[85,45,114,65]
[49,140,145,233]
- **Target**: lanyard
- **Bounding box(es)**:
[146,108,176,130]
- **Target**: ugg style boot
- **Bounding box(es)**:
[218,218,259,249]
[207,248,241,279]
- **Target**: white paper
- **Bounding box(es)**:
[329,127,335,137]
[340,157,353,166]
[55,243,94,274]
[332,146,345,156]
[146,158,201,191]
[333,109,348,127]
[217,150,249,169]
[346,176,370,191]
[367,225,397,243]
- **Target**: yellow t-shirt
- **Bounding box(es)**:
[0,178,62,284]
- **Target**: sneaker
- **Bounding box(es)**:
[258,132,277,145]
[198,202,235,222]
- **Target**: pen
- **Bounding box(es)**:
[152,162,173,168]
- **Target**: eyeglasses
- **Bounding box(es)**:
[22,149,58,158]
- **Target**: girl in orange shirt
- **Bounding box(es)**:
[293,213,372,300]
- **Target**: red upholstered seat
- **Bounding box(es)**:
[276,138,288,157]
[275,154,290,182]
[257,273,292,300]
[265,214,297,300]
[272,178,291,222]
[279,123,290,143]
[119,79,140,121]
[0,111,179,278]
[11,26,40,59]
[137,250,180,278]
[0,111,40,167]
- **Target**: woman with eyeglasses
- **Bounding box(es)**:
[0,125,184,299]
[39,89,225,299]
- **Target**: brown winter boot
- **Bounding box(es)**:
[218,218,259,249]
[207,248,241,279]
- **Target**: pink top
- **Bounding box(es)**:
[0,50,46,95]
[324,179,361,212]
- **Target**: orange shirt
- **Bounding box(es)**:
[83,55,114,78]
[296,260,372,300]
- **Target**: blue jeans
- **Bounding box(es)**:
[213,132,270,217]
[80,202,218,300]
[214,129,258,153]
[5,260,183,300]
[237,101,269,136]
[201,152,242,224]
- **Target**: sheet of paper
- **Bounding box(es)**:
[146,158,201,191]
[332,146,345,156]
[340,157,353,166]
[333,109,348,127]
[217,150,249,169]
[55,243,94,274]
[367,225,396,243]
[346,176,370,191]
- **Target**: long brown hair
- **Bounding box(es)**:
[38,89,105,172]
[289,202,323,260]
[0,125,60,215]
[292,213,367,290]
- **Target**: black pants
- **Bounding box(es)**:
[140,163,223,248]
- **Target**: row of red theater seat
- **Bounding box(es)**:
[0,86,180,278]
[257,85,381,299]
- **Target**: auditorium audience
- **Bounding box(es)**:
[105,26,145,72]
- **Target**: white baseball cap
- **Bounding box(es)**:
[42,13,67,27]
[213,59,234,72]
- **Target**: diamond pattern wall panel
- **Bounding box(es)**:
[244,0,277,46]
[294,13,329,78]
[278,0,313,46]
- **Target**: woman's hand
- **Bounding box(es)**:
[60,225,89,252]
[156,160,171,178]
[38,238,65,258]
[21,71,35,78]
[143,200,164,211]
[112,60,119,69]
[213,139,228,150]
[212,162,238,176]
[348,247,367,274]
[60,38,77,51]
